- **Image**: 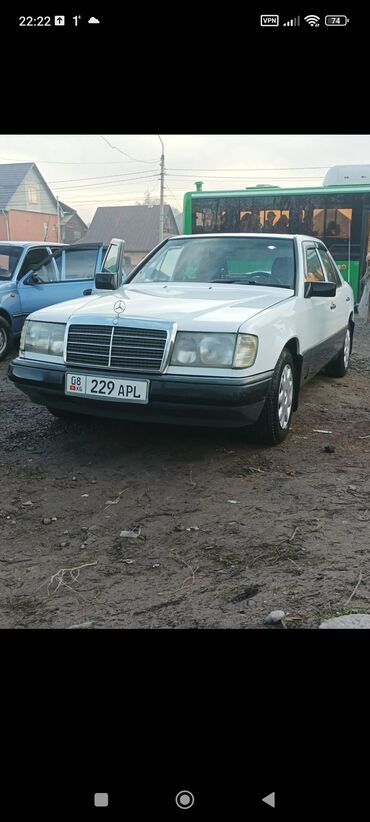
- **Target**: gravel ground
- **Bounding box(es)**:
[1,322,370,629]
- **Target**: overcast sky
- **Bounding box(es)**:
[1,134,370,224]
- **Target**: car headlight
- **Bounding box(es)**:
[171,332,258,368]
[20,321,66,357]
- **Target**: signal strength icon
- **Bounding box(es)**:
[304,14,320,26]
[283,15,300,25]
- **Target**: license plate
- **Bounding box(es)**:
[65,373,149,403]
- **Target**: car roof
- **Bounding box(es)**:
[0,241,66,248]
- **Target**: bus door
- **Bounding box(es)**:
[327,240,359,300]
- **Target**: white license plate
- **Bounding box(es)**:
[65,373,149,403]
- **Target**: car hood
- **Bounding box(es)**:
[27,283,293,332]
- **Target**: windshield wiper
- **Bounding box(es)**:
[211,278,248,284]
[211,278,290,288]
[247,280,291,288]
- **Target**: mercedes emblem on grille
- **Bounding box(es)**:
[113,299,126,324]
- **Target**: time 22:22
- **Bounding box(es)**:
[19,16,51,25]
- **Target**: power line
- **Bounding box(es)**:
[164,182,182,211]
[48,169,157,184]
[166,165,329,171]
[0,175,159,200]
[99,135,158,164]
[52,174,159,191]
[165,174,324,181]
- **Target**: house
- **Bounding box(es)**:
[0,163,87,243]
[58,201,88,244]
[79,204,179,269]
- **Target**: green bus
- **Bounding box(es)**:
[182,165,370,300]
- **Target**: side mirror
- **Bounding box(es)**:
[304,281,336,298]
[95,271,119,290]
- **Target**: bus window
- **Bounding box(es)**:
[261,211,278,232]
[325,208,352,239]
[194,205,217,232]
[239,211,262,232]
[312,209,325,237]
[271,211,290,233]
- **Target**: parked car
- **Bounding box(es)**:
[8,234,354,444]
[0,240,109,360]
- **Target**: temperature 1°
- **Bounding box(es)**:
[73,15,81,25]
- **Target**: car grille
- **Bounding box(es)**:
[66,324,169,372]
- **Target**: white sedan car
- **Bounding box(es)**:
[9,234,354,445]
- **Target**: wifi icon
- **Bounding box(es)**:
[304,14,320,26]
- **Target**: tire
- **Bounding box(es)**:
[255,348,296,445]
[325,324,351,378]
[0,317,12,361]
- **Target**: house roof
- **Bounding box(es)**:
[59,201,76,214]
[0,163,34,209]
[80,205,179,251]
[0,162,57,210]
[58,200,87,230]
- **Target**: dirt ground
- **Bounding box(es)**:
[1,323,370,629]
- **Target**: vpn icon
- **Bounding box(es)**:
[304,14,320,26]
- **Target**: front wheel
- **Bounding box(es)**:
[0,317,12,361]
[255,349,296,445]
[325,325,351,378]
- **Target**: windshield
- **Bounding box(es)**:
[130,237,296,289]
[0,246,23,280]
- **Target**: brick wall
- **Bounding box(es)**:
[0,210,59,242]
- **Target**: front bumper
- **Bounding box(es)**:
[8,359,273,428]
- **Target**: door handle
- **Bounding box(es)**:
[330,302,336,309]
[83,288,93,296]
[346,296,350,302]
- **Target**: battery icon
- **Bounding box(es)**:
[325,15,349,25]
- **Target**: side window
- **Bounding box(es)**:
[63,248,98,280]
[317,248,342,287]
[102,243,120,273]
[305,247,326,282]
[0,253,13,278]
[18,248,52,280]
[32,258,59,284]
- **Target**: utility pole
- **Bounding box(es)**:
[56,196,60,242]
[158,135,165,242]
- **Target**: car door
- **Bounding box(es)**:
[101,239,126,280]
[18,244,103,317]
[317,245,350,352]
[95,239,126,289]
[17,247,61,317]
[303,244,333,377]
[52,243,104,298]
